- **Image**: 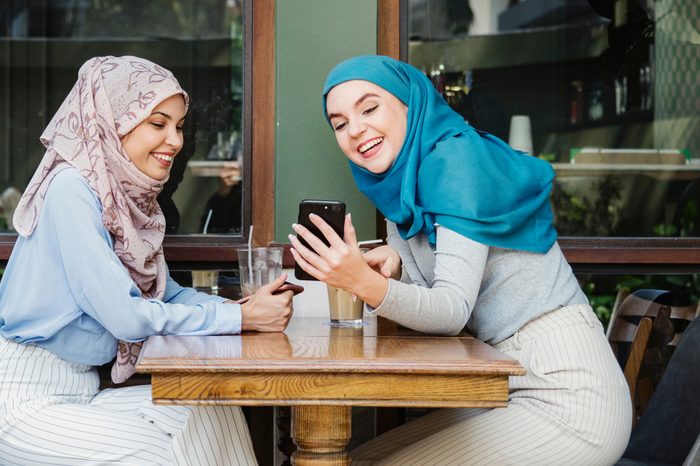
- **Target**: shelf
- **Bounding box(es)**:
[408,21,609,72]
[188,160,241,178]
[552,163,700,181]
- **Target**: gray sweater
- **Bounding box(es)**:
[371,222,588,344]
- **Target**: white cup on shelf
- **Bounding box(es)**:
[508,115,533,155]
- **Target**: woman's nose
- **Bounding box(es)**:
[348,119,366,137]
[166,127,183,150]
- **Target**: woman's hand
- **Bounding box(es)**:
[217,164,241,196]
[239,274,294,332]
[289,213,388,307]
[363,245,402,280]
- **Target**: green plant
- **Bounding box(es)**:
[552,176,627,236]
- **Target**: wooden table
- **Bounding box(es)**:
[136,317,525,465]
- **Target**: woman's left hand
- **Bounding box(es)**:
[289,213,387,306]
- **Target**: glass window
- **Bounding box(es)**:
[407,0,700,238]
[0,0,246,235]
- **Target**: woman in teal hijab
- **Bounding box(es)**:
[290,55,631,465]
[323,54,556,252]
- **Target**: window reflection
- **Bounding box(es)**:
[408,0,700,238]
[0,0,245,234]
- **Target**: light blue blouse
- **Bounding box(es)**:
[0,168,241,366]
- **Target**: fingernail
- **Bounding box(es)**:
[292,223,298,230]
[288,234,294,241]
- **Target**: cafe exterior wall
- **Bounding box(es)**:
[274,0,378,242]
[654,0,700,174]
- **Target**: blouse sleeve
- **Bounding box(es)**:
[371,225,487,335]
[45,173,242,342]
[163,270,228,306]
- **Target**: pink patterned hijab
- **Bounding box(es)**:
[13,56,189,383]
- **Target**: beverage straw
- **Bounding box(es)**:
[247,225,254,284]
[202,209,213,234]
[358,239,382,246]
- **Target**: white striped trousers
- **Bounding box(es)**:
[0,337,257,466]
[351,304,633,466]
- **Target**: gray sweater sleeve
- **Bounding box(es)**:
[370,223,487,335]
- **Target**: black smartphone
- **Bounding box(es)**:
[294,199,346,281]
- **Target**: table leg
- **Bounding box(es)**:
[291,405,351,466]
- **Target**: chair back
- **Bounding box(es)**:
[607,289,677,424]
[609,288,699,346]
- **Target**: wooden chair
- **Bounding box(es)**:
[616,316,700,465]
[607,289,676,425]
[609,288,700,410]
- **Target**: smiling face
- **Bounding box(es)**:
[120,94,187,181]
[326,80,408,174]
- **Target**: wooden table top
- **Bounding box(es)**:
[137,316,524,376]
[137,316,525,408]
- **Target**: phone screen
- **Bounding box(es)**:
[294,199,346,281]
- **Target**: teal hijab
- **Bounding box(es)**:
[323,55,556,253]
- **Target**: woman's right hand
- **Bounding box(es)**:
[240,274,294,332]
[363,245,402,280]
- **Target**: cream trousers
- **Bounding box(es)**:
[352,304,633,466]
[0,337,257,466]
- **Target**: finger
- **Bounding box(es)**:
[363,249,386,265]
[292,221,331,256]
[363,255,380,267]
[380,264,393,278]
[290,247,324,280]
[363,256,385,272]
[282,308,293,330]
[288,234,330,274]
[259,272,288,293]
[343,213,359,247]
[308,214,345,249]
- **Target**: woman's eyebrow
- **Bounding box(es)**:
[327,92,379,120]
[151,111,186,122]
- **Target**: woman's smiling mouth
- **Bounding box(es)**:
[358,137,384,157]
[151,152,174,166]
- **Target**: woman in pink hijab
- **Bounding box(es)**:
[0,56,291,465]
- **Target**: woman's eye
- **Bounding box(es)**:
[150,122,165,129]
[362,105,378,115]
[333,122,347,132]
[176,126,184,132]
